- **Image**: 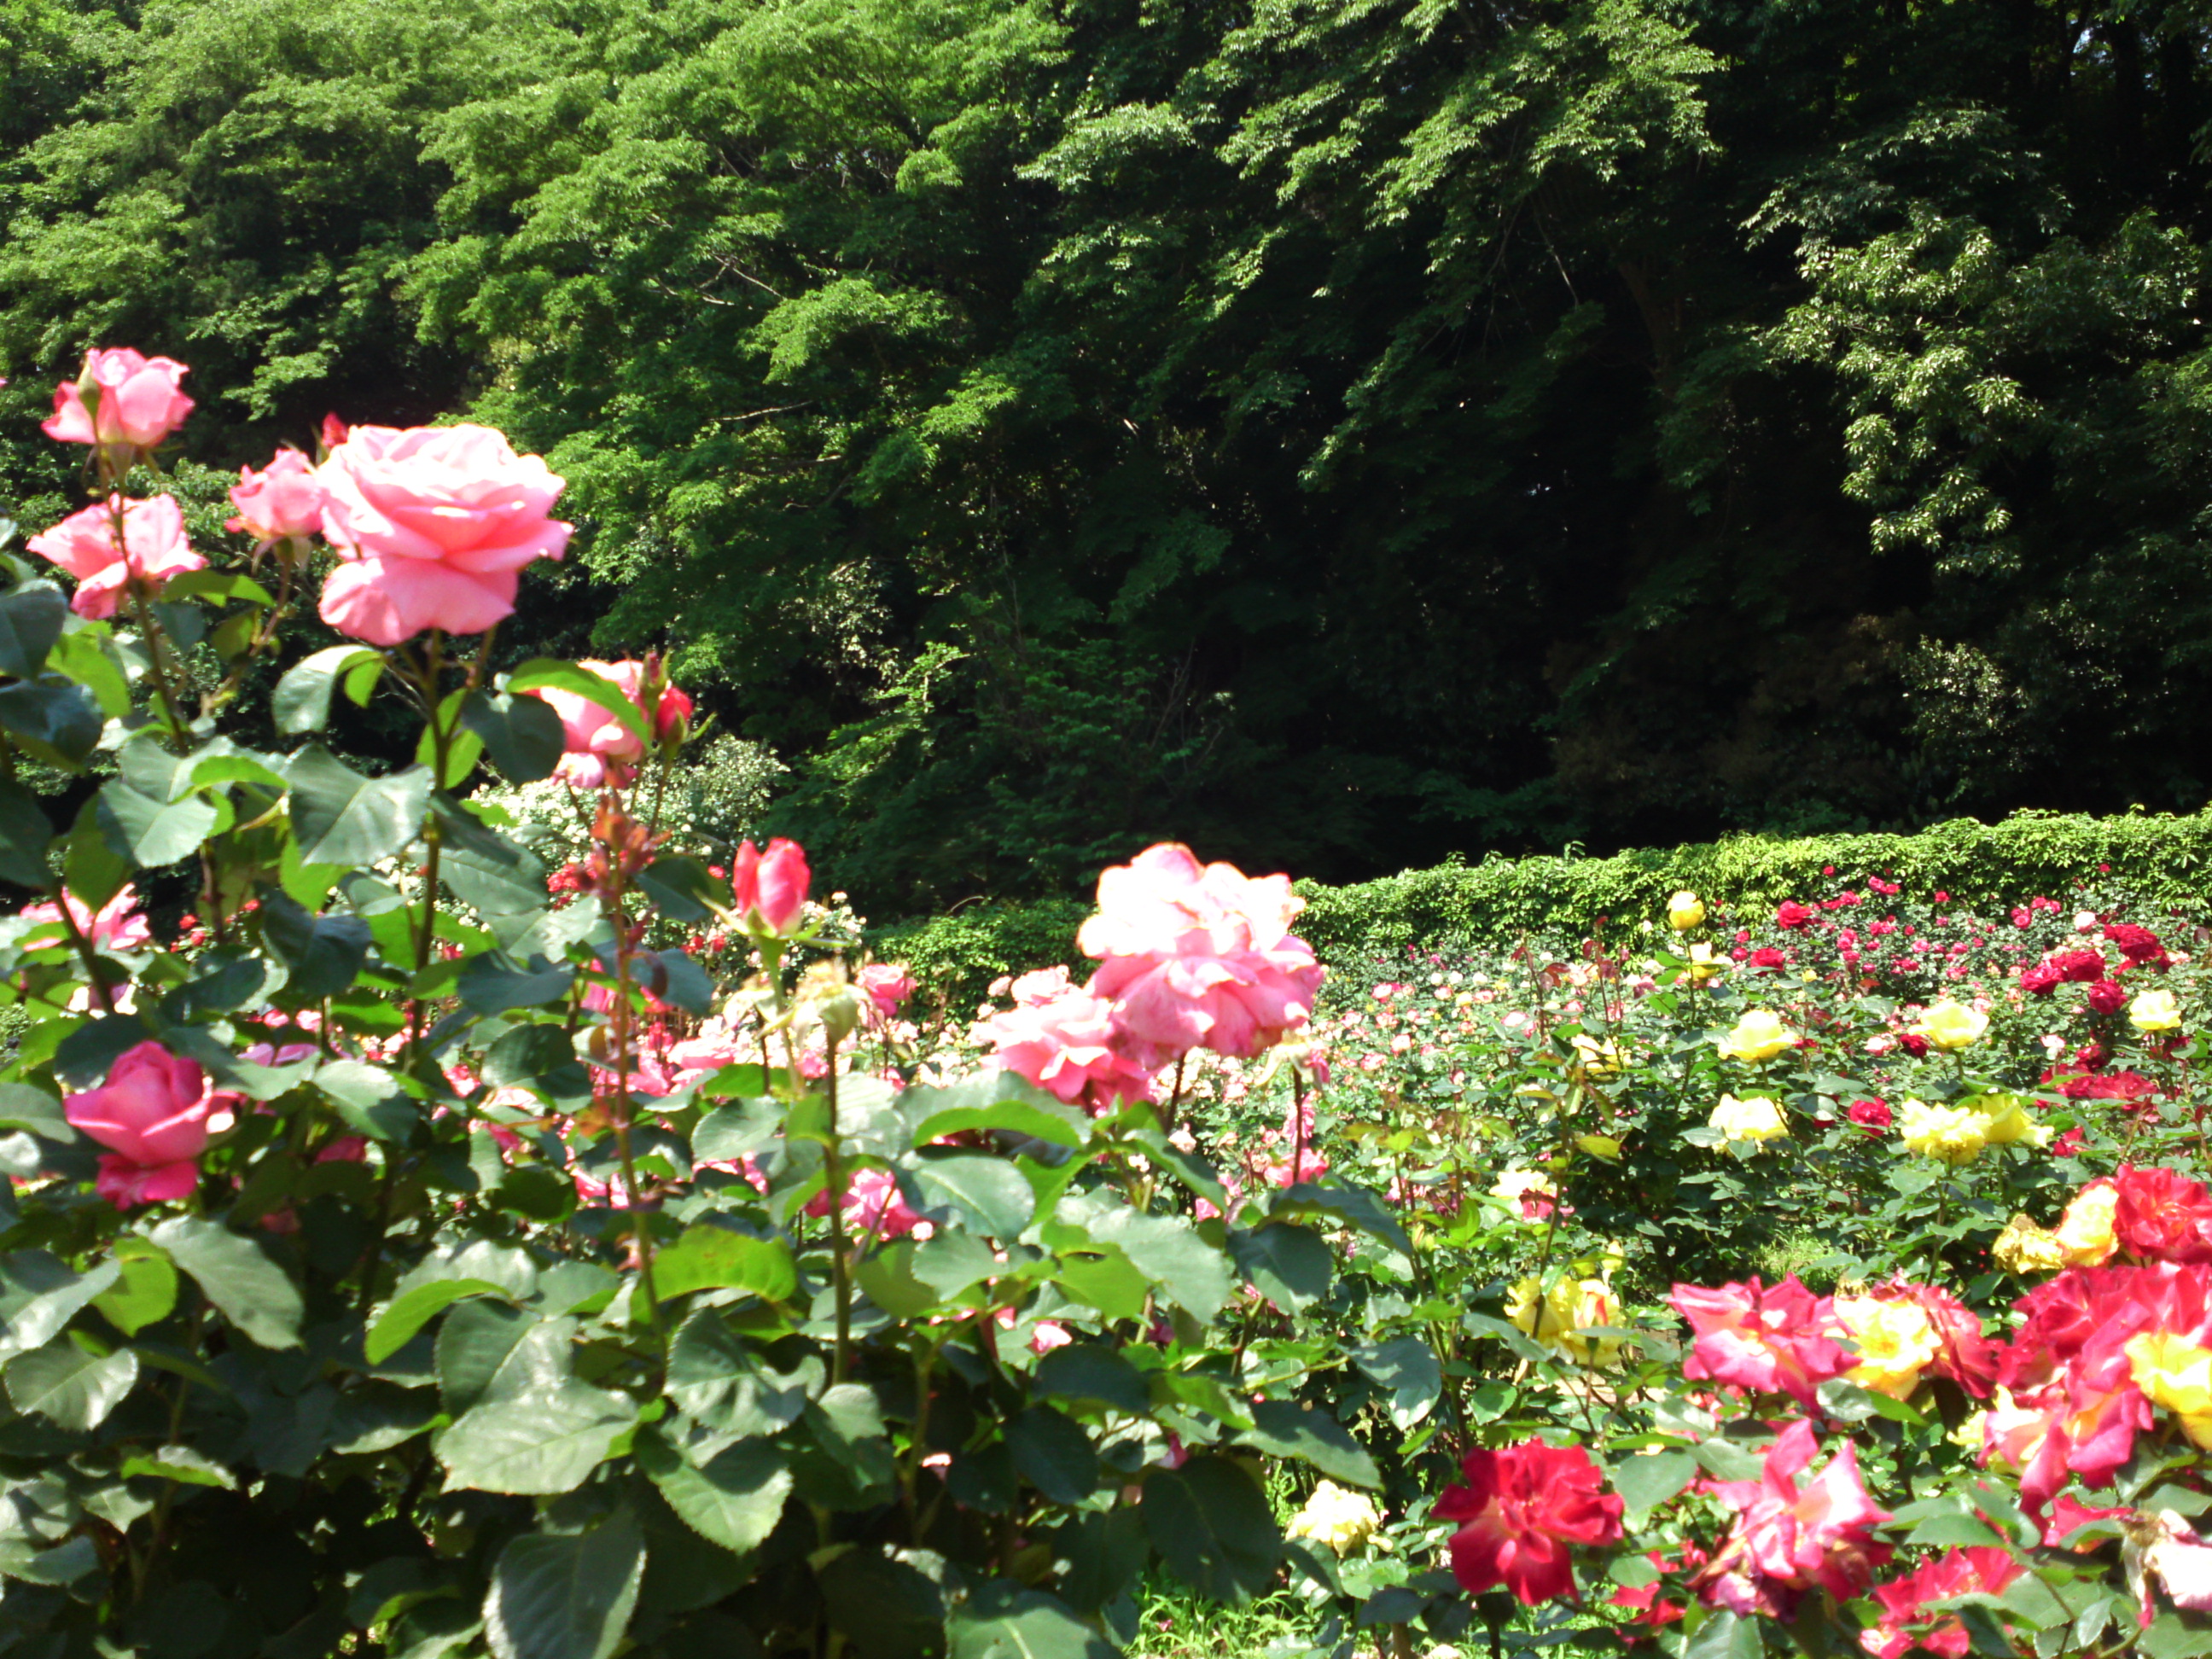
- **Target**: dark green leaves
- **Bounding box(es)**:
[949,1584,1115,1659]
[485,1512,645,1659]
[436,1320,637,1494]
[0,583,66,678]
[0,679,101,767]
[286,747,432,868]
[3,1339,139,1430]
[639,1435,791,1554]
[460,690,567,783]
[0,780,52,887]
[274,646,382,734]
[97,778,219,869]
[1237,1400,1378,1488]
[258,890,373,1001]
[1141,1458,1280,1603]
[149,1217,303,1349]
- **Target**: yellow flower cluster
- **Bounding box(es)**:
[1708,1093,1788,1146]
[1506,1274,1622,1365]
[1717,1010,1793,1062]
[1896,1094,2047,1166]
[1910,998,1988,1051]
[1834,1294,1941,1399]
[2133,989,2184,1033]
[1991,1182,2119,1272]
[1286,1481,1384,1555]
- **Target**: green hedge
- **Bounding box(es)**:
[870,808,2212,1009]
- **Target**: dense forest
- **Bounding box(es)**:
[3,0,2209,906]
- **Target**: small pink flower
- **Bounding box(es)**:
[65,1040,238,1208]
[43,348,192,451]
[730,837,810,934]
[858,963,916,1020]
[1029,1321,1074,1355]
[19,886,151,953]
[27,495,203,618]
[227,448,329,541]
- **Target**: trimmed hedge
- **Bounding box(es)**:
[870,808,2212,1010]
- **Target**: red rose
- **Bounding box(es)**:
[2019,963,2062,997]
[2087,980,2127,1015]
[2052,949,2104,983]
[2104,923,2167,964]
[1749,947,1786,972]
[1436,1441,1623,1604]
[2113,1166,2212,1265]
[1898,1033,1929,1057]
[1776,901,1813,929]
[1848,1099,1892,1132]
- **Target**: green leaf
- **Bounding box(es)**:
[2138,1614,2212,1659]
[149,1216,304,1349]
[663,1311,809,1435]
[258,890,373,1001]
[1271,1182,1413,1256]
[437,1321,637,1494]
[651,1225,798,1304]
[1348,1336,1441,1431]
[0,779,54,887]
[1005,1405,1097,1505]
[911,1152,1036,1237]
[1084,1208,1231,1321]
[1033,1344,1150,1415]
[1682,1609,1764,1659]
[1230,1223,1331,1313]
[287,747,432,868]
[97,779,218,868]
[436,1300,533,1413]
[460,690,567,783]
[162,570,276,608]
[1613,1449,1697,1518]
[1237,1400,1379,1488]
[458,952,573,1013]
[484,1512,645,1659]
[0,1083,73,1142]
[46,629,130,719]
[0,582,66,678]
[434,796,550,920]
[119,1444,236,1488]
[0,678,102,766]
[949,1583,1115,1659]
[368,1280,516,1365]
[0,1255,120,1356]
[3,1339,139,1429]
[317,1058,421,1143]
[635,856,722,924]
[1141,1458,1281,1604]
[506,661,649,746]
[639,1433,792,1554]
[93,1237,178,1336]
[906,1075,1091,1149]
[274,646,381,734]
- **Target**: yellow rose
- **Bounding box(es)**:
[2127,1332,2212,1451]
[1912,998,1989,1051]
[1717,1010,1793,1062]
[1686,942,1727,982]
[1488,1168,1557,1215]
[2055,1182,2119,1266]
[1968,1093,2051,1150]
[1897,1099,1988,1166]
[1708,1093,1789,1145]
[1834,1294,1941,1399]
[1506,1275,1621,1365]
[1287,1480,1384,1554]
[1668,891,1705,931]
[1993,1213,2068,1274]
[2131,989,2184,1034]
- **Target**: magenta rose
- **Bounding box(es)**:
[43,348,193,451]
[228,447,329,541]
[64,1039,238,1208]
[315,423,570,644]
[26,494,204,618]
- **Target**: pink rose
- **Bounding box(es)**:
[315,423,570,644]
[1079,842,1324,1060]
[1693,1420,1892,1620]
[26,495,203,619]
[988,984,1155,1115]
[19,885,151,953]
[1668,1274,1853,1406]
[227,447,329,540]
[857,963,916,1019]
[43,348,193,451]
[730,838,809,935]
[528,659,692,788]
[64,1039,238,1208]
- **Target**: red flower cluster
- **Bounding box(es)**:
[1436,1440,1621,1604]
[1862,1547,2023,1659]
[1691,1421,1892,1619]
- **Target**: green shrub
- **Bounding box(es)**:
[872,807,2212,1007]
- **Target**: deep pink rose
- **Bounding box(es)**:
[316,423,569,643]
[64,1039,238,1208]
[2019,962,2062,997]
[1776,901,1813,929]
[529,660,692,788]
[1848,1098,1892,1133]
[1079,842,1324,1060]
[19,885,150,953]
[26,494,203,619]
[43,348,193,450]
[730,838,809,934]
[1669,1275,1852,1406]
[227,447,328,540]
[2087,979,2128,1015]
[988,984,1155,1114]
[806,1166,922,1238]
[1435,1440,1622,1604]
[1693,1421,1892,1620]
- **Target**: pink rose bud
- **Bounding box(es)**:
[227,447,329,541]
[320,412,349,452]
[314,422,570,645]
[18,885,152,953]
[26,494,204,619]
[42,347,193,451]
[65,1039,238,1208]
[730,837,810,935]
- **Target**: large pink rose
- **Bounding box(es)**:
[1694,1420,1892,1620]
[988,983,1155,1115]
[1078,842,1324,1060]
[227,447,328,540]
[43,348,193,450]
[1668,1274,1853,1406]
[64,1039,238,1209]
[315,423,570,644]
[19,885,151,953]
[26,494,203,619]
[527,660,693,788]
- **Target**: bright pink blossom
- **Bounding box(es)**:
[857,963,915,1020]
[1861,1546,2022,1659]
[2087,979,2128,1015]
[316,423,569,643]
[227,448,328,540]
[64,1040,238,1208]
[730,838,809,935]
[19,886,151,953]
[1079,843,1324,1059]
[2113,1165,2212,1265]
[989,984,1155,1114]
[529,659,692,788]
[26,494,203,618]
[1435,1440,1622,1604]
[1694,1420,1893,1619]
[1669,1275,1853,1406]
[43,348,192,450]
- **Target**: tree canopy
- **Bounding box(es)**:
[4,0,2211,905]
